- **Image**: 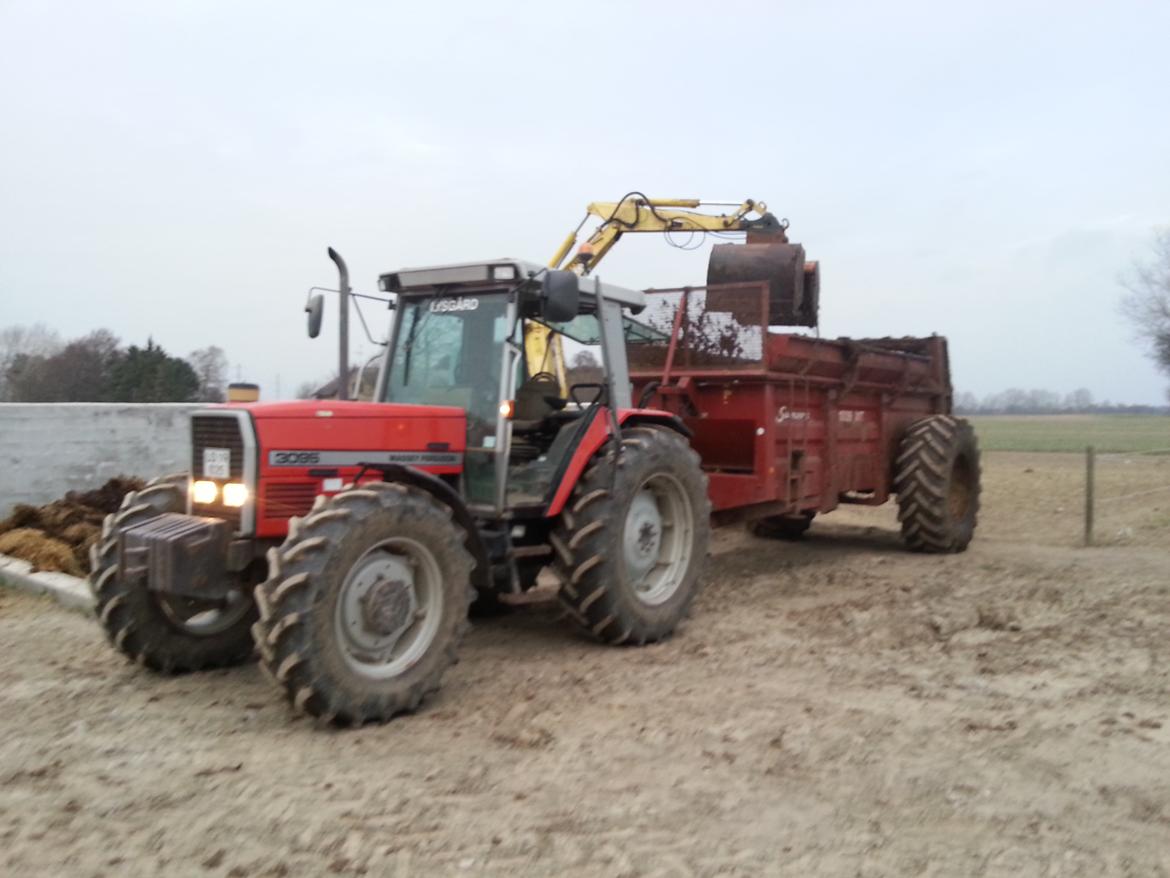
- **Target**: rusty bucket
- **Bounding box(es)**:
[706,242,818,328]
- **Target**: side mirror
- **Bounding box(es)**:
[541,269,579,323]
[306,293,324,338]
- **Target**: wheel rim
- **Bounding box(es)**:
[156,588,252,636]
[622,472,694,606]
[948,454,975,521]
[333,537,443,680]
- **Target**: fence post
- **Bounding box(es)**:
[1084,445,1095,547]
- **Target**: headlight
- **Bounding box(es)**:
[192,480,218,504]
[222,483,248,507]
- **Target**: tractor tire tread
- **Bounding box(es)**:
[87,475,257,674]
[894,416,981,553]
[551,426,710,645]
[253,482,473,726]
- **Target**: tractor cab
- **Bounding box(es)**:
[375,260,652,518]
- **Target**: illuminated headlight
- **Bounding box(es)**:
[222,483,249,508]
[192,480,218,504]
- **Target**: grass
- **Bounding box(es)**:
[968,414,1170,453]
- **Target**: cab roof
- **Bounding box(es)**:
[379,258,646,310]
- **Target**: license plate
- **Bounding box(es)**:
[203,448,231,479]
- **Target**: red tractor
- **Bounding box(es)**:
[90,263,715,723]
[89,233,980,726]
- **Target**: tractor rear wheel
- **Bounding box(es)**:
[253,482,474,725]
[551,427,710,645]
[894,415,981,552]
[87,473,258,673]
[749,512,814,540]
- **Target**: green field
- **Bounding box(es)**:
[968,414,1170,453]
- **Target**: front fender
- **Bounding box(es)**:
[544,408,690,517]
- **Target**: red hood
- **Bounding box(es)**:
[208,400,465,420]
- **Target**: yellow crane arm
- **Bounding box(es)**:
[549,197,778,275]
[526,195,782,395]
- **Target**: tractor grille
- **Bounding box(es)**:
[265,482,319,519]
[191,414,246,532]
[192,415,245,480]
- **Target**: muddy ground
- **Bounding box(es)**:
[1,451,1168,876]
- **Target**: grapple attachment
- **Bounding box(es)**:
[706,240,819,328]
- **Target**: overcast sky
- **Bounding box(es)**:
[2,1,1168,403]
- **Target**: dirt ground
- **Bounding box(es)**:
[2,451,1169,877]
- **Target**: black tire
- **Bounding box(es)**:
[748,511,814,540]
[550,426,710,644]
[253,482,474,725]
[87,473,258,673]
[894,415,981,553]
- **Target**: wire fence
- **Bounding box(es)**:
[1083,446,1170,546]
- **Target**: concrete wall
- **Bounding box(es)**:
[0,403,203,514]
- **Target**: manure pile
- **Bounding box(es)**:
[0,478,144,575]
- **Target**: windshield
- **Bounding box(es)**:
[384,294,512,447]
[533,311,667,346]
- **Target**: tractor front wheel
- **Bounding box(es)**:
[551,427,710,645]
[253,482,474,725]
[88,473,258,673]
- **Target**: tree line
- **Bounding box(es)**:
[0,324,228,403]
[954,388,1166,415]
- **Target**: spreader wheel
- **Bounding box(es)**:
[253,482,474,725]
[551,426,710,645]
[87,473,258,673]
[894,415,981,553]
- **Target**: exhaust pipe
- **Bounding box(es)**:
[328,247,350,401]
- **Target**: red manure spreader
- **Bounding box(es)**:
[88,197,979,725]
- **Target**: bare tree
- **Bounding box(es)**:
[1121,229,1170,385]
[0,323,62,400]
[572,350,597,369]
[953,391,979,414]
[1064,388,1094,412]
[5,329,121,402]
[567,348,602,386]
[187,345,229,402]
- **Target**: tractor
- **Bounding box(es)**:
[90,262,712,723]
[89,196,980,725]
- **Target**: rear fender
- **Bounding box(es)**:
[544,408,690,518]
[360,464,490,591]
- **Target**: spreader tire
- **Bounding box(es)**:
[894,415,981,553]
[253,482,474,725]
[748,512,814,540]
[551,426,710,645]
[87,473,258,673]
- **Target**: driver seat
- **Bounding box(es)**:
[513,373,565,426]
